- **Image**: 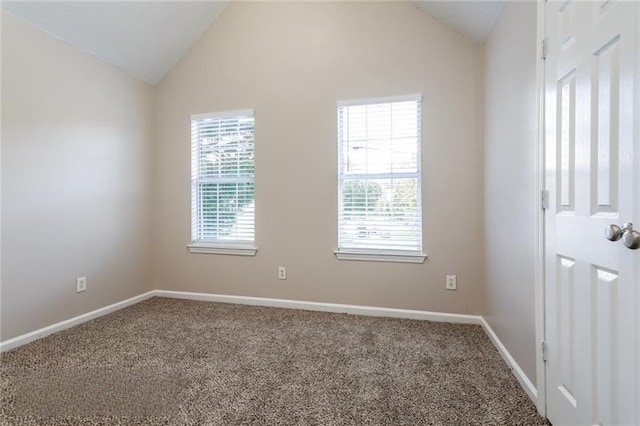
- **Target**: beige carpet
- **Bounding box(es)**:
[0,297,546,425]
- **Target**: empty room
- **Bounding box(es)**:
[1,0,638,424]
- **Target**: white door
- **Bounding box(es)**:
[544,1,640,425]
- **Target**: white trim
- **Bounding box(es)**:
[0,288,539,409]
[190,109,254,121]
[336,96,423,254]
[0,291,155,353]
[337,93,422,107]
[535,0,548,417]
[187,243,257,256]
[334,250,426,264]
[480,318,538,404]
[154,290,479,324]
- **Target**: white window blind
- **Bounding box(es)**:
[337,95,422,255]
[191,110,255,247]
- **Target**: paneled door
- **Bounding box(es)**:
[544,1,639,425]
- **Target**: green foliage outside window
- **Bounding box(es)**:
[199,132,254,239]
[342,180,383,213]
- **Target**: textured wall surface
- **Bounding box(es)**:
[483,1,538,385]
[153,1,485,314]
[1,12,154,340]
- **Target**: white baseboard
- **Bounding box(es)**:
[0,291,156,352]
[0,288,538,409]
[153,290,483,324]
[480,317,538,404]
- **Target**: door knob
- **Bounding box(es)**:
[606,223,640,249]
[605,224,623,241]
[621,223,640,250]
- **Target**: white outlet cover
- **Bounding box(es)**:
[76,277,87,292]
[445,275,457,290]
[278,267,287,280]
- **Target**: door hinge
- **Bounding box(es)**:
[541,38,547,60]
[541,190,550,210]
[541,341,548,363]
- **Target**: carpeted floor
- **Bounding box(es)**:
[0,297,546,425]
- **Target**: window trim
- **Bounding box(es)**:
[336,93,422,107]
[191,109,254,121]
[187,242,257,256]
[188,109,257,256]
[335,94,426,262]
[334,249,426,264]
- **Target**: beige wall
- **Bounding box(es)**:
[1,12,154,340]
[154,1,484,314]
[483,2,538,384]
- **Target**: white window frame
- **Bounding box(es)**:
[187,109,257,256]
[335,94,426,264]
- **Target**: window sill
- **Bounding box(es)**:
[334,250,427,264]
[187,243,257,256]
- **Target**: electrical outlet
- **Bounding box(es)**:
[76,276,87,293]
[445,274,457,291]
[278,266,287,280]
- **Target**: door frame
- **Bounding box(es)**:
[534,0,547,418]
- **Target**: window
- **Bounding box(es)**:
[188,110,256,256]
[336,95,425,263]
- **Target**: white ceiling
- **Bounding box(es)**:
[416,1,505,44]
[1,1,230,85]
[1,1,504,86]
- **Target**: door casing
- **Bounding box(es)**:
[535,0,548,418]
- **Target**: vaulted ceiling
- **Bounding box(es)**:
[1,1,504,86]
[1,1,230,85]
[415,1,504,43]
